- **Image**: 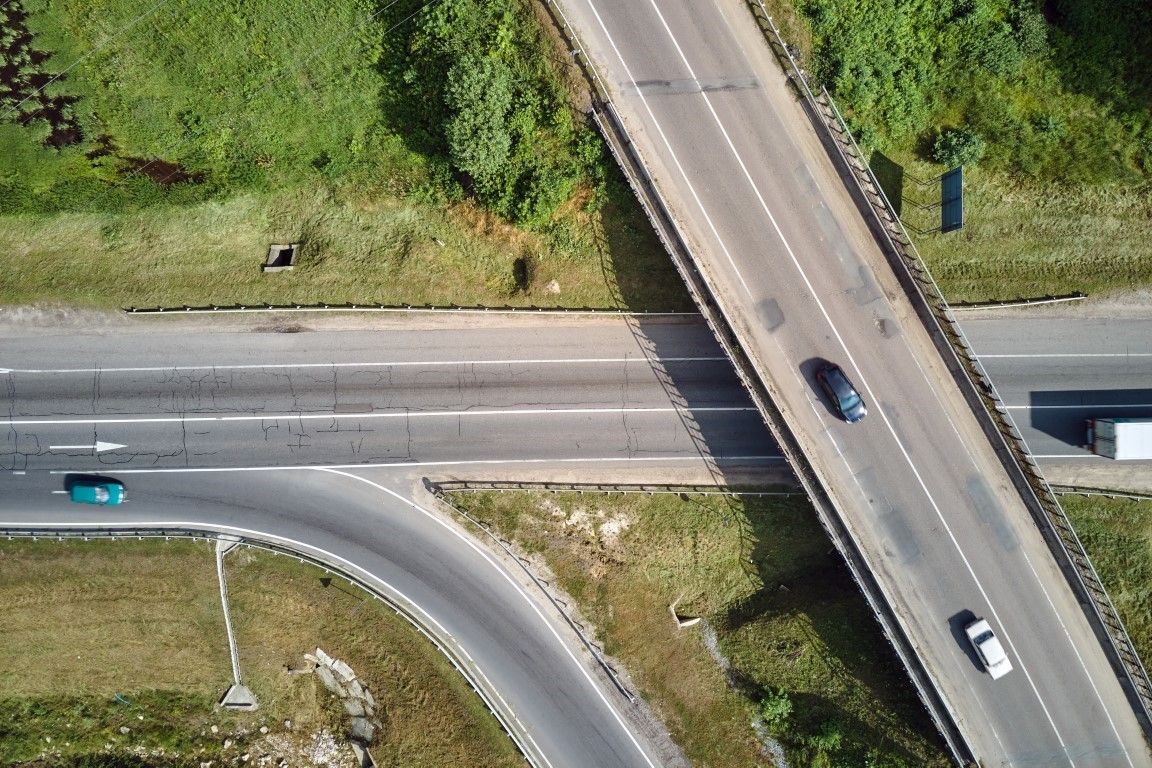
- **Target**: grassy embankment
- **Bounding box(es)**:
[0,539,523,767]
[448,490,952,768]
[765,0,1152,302]
[1062,495,1152,663]
[0,0,688,311]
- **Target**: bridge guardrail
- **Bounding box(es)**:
[745,0,1152,736]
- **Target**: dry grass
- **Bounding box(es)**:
[0,539,524,767]
[0,539,229,698]
[909,167,1152,303]
[448,490,951,768]
[0,180,690,312]
[225,547,525,768]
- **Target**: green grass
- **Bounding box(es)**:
[447,490,951,768]
[0,0,690,311]
[1061,496,1152,663]
[226,546,525,768]
[757,0,1152,303]
[907,163,1152,302]
[0,539,525,767]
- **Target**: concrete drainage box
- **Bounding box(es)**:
[263,243,298,272]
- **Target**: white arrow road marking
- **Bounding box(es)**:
[48,441,127,453]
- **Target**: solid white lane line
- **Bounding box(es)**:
[599,0,1089,757]
[581,1,755,297]
[978,353,1152,359]
[5,356,729,375]
[3,406,758,427]
[320,469,660,768]
[43,455,784,474]
[1004,404,1152,410]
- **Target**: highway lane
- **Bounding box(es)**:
[0,466,684,768]
[3,311,1150,766]
[557,0,1151,764]
[962,316,1152,461]
[1,318,774,473]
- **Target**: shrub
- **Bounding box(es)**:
[758,687,793,729]
[1012,4,1049,58]
[932,127,986,167]
[445,53,514,190]
[977,23,1024,75]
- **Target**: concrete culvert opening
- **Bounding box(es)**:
[264,243,298,272]
[512,256,530,292]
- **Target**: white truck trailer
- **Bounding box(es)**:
[1087,418,1152,460]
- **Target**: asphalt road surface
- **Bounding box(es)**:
[555,0,1152,764]
[962,316,1152,461]
[0,466,686,768]
[3,312,1151,766]
[0,317,774,474]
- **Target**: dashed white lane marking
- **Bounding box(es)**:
[3,356,729,375]
[3,405,757,427]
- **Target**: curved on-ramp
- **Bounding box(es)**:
[0,467,678,768]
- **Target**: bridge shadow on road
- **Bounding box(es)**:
[1028,389,1152,449]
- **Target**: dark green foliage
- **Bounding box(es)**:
[1012,4,1049,57]
[975,22,1024,75]
[1047,0,1152,116]
[800,0,1152,183]
[932,127,986,167]
[387,0,597,225]
[3,0,600,225]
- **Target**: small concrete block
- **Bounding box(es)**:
[343,698,365,717]
[263,243,298,272]
[315,665,339,692]
[315,648,333,666]
[363,688,376,711]
[349,717,375,744]
[221,684,259,711]
[332,659,356,682]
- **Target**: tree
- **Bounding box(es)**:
[932,127,986,167]
[444,52,514,190]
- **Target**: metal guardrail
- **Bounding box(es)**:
[124,302,695,316]
[950,293,1088,311]
[433,480,803,497]
[539,0,972,762]
[0,526,549,768]
[1052,485,1152,503]
[747,0,1152,738]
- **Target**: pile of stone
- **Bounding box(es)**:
[303,648,382,765]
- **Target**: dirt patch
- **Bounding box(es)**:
[124,157,205,186]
